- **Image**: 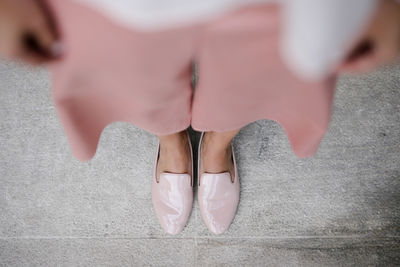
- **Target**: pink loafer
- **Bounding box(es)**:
[152,130,193,235]
[197,132,240,234]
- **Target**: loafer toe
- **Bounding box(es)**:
[198,172,239,235]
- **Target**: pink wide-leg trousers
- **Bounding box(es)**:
[46,0,337,161]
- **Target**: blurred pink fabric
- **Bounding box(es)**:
[46,0,337,161]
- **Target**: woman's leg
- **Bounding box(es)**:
[156,130,192,178]
[201,128,241,181]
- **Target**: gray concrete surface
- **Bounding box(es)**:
[0,60,399,266]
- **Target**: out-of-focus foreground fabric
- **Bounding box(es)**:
[72,0,378,81]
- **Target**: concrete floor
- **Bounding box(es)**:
[0,60,399,266]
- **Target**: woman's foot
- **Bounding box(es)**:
[197,130,241,234]
[156,130,192,181]
[152,130,193,235]
[200,130,240,182]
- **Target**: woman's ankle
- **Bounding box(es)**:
[201,129,240,176]
[157,130,191,174]
[202,130,239,154]
[158,130,188,150]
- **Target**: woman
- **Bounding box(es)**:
[0,0,399,235]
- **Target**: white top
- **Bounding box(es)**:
[73,0,379,81]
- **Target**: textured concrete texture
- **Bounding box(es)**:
[0,59,399,266]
